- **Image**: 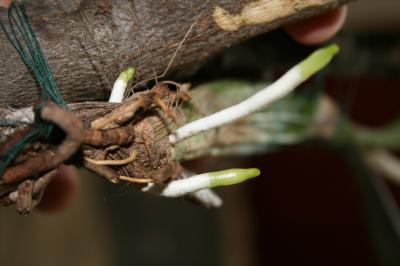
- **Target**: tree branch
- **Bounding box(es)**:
[0,0,351,107]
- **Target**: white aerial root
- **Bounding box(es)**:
[105,45,339,206]
[169,44,340,144]
[366,149,400,186]
[188,188,223,208]
[142,168,260,198]
[108,67,135,103]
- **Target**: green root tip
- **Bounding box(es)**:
[209,168,260,188]
[118,67,135,83]
[299,44,340,80]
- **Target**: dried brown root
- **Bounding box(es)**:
[0,125,33,157]
[83,161,120,183]
[15,180,35,214]
[90,84,170,129]
[90,97,151,129]
[84,149,137,166]
[154,83,192,123]
[83,125,136,146]
[119,176,153,183]
[1,103,83,184]
[1,170,57,214]
[160,81,192,102]
[90,83,188,130]
[0,83,189,213]
[1,102,144,185]
[154,97,179,122]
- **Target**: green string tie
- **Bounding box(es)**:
[0,3,68,175]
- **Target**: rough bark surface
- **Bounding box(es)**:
[0,0,350,107]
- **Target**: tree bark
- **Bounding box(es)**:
[0,0,351,108]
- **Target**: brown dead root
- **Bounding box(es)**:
[0,83,190,213]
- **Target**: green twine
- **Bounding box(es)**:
[0,3,67,175]
[0,3,67,107]
[0,129,41,174]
